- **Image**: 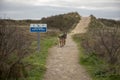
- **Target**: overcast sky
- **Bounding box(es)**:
[0,0,120,20]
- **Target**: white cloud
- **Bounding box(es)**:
[2,0,120,11]
[1,0,120,19]
[3,0,120,9]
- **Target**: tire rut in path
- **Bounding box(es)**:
[43,17,91,80]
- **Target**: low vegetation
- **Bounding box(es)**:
[23,36,57,80]
[0,24,31,80]
[73,15,120,80]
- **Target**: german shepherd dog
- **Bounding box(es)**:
[58,33,67,47]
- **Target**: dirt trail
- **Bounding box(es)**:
[43,17,91,80]
[72,17,91,34]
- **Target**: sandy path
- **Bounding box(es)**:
[72,17,91,34]
[43,17,91,80]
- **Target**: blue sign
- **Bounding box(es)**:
[30,24,47,32]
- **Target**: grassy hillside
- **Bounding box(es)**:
[0,12,80,32]
[98,18,120,27]
[73,15,120,80]
[40,12,80,32]
[0,19,41,25]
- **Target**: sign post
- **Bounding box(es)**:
[30,24,47,52]
[38,32,40,51]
